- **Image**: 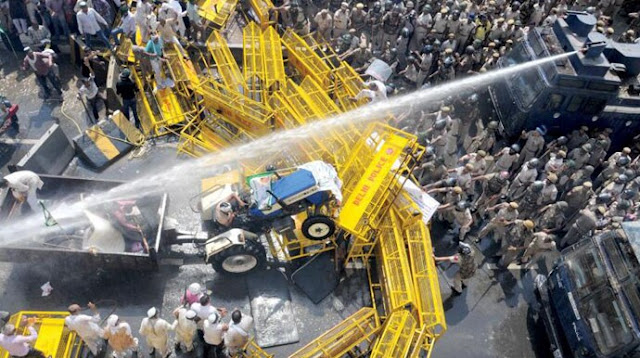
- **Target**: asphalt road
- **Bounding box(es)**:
[0,48,555,357]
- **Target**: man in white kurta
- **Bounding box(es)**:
[2,170,44,211]
[139,307,173,357]
[64,302,104,356]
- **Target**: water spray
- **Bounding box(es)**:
[0,51,578,243]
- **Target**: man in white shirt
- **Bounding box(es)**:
[26,21,51,48]
[0,317,45,357]
[64,302,104,356]
[203,312,228,358]
[139,307,173,358]
[78,74,103,123]
[224,309,253,356]
[190,295,227,332]
[173,307,197,352]
[1,170,44,212]
[76,1,111,48]
[350,80,387,103]
[110,6,136,45]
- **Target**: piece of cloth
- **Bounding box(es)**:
[0,326,37,357]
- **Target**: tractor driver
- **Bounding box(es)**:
[213,192,248,229]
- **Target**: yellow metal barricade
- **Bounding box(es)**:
[0,311,81,358]
[249,0,274,29]
[130,68,162,136]
[370,309,418,358]
[333,63,367,111]
[243,22,266,103]
[338,125,417,242]
[289,307,380,358]
[198,0,238,29]
[261,26,286,90]
[240,338,273,358]
[195,78,273,136]
[404,214,446,334]
[208,30,247,94]
[377,211,416,312]
[281,29,332,87]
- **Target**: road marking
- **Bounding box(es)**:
[0,138,39,145]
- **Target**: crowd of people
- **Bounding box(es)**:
[0,283,254,358]
[400,96,640,292]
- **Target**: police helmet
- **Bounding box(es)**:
[596,192,612,204]
[618,200,632,210]
[443,56,454,67]
[401,27,411,37]
[445,177,457,187]
[456,200,468,211]
[617,174,629,183]
[528,158,539,168]
[434,119,447,130]
[617,156,631,167]
[510,144,520,153]
[622,189,637,200]
[531,180,544,192]
[432,39,441,48]
[422,44,433,54]
[422,4,431,12]
[465,45,475,54]
[458,242,472,255]
[488,121,498,129]
[624,169,636,179]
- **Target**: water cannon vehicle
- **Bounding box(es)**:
[489,11,640,145]
[535,223,640,358]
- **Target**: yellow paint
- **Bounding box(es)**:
[33,318,64,356]
[338,134,409,233]
[87,126,119,160]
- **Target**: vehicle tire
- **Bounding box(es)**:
[209,238,266,275]
[301,215,336,241]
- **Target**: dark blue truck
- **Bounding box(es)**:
[535,223,640,357]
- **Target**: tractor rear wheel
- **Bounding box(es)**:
[210,238,267,275]
[301,215,336,241]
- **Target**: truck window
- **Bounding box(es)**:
[623,282,640,330]
[545,93,564,110]
[503,44,546,108]
[582,98,606,115]
[567,96,584,112]
[557,77,585,89]
[582,289,634,356]
[587,81,618,93]
[566,246,607,298]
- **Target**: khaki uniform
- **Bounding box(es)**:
[560,209,597,248]
[314,12,333,42]
[453,250,476,293]
[479,205,518,244]
[518,130,545,167]
[521,232,556,263]
[333,8,350,38]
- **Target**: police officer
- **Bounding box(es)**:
[456,14,476,53]
[518,126,546,168]
[539,173,558,205]
[442,33,457,52]
[350,3,366,32]
[560,208,597,248]
[410,5,432,52]
[521,231,556,264]
[600,174,628,200]
[452,200,473,242]
[415,44,434,86]
[477,201,519,244]
[563,181,594,221]
[365,2,384,50]
[381,5,403,49]
[432,8,448,40]
[499,219,534,267]
[518,180,544,219]
[436,186,465,224]
[535,201,568,233]
[568,143,592,170]
[456,45,475,77]
[314,9,333,43]
[452,242,476,293]
[333,2,350,39]
[492,144,520,173]
[562,164,593,193]
[595,156,629,188]
[472,171,510,216]
[466,121,498,154]
[509,158,539,200]
[567,125,589,150]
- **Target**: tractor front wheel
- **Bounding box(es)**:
[301,215,336,241]
[210,238,267,275]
